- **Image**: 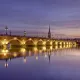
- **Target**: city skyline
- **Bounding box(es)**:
[0,0,80,37]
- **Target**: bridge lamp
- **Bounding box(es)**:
[5,26,8,35]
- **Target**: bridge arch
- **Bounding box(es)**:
[46,40,52,46]
[37,39,43,46]
[8,37,22,47]
[26,38,34,46]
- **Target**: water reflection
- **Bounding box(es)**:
[0,44,77,68]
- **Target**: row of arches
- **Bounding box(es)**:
[0,38,76,47]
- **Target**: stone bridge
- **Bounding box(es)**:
[0,35,76,49]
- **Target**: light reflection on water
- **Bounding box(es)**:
[0,45,80,80]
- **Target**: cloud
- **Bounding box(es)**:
[0,0,80,37]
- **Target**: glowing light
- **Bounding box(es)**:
[34,41,37,46]
[21,40,26,45]
[20,48,26,53]
[4,53,7,56]
[42,46,46,51]
[43,41,46,45]
[47,40,49,41]
[50,41,52,45]
[50,46,52,50]
[28,38,32,41]
[33,47,38,52]
[13,37,17,40]
[1,49,8,53]
[5,63,8,68]
[66,42,68,45]
[23,58,27,63]
[60,45,62,49]
[13,52,17,57]
[39,39,42,41]
[1,39,8,45]
[55,41,58,45]
[60,42,62,45]
[36,56,38,60]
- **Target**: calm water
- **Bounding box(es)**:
[0,46,80,80]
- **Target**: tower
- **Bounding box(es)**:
[48,24,51,38]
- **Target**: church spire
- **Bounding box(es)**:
[48,24,51,38]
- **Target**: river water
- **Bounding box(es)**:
[0,46,80,80]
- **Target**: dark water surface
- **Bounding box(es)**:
[0,46,80,80]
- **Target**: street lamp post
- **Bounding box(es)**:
[5,26,8,35]
[24,31,26,36]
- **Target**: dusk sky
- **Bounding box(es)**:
[0,0,80,37]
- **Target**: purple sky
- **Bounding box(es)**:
[0,0,80,37]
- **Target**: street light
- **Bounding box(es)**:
[5,26,8,35]
[24,31,26,36]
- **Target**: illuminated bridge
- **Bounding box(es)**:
[0,34,76,49]
[0,26,77,49]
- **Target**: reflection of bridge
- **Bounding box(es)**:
[0,44,76,68]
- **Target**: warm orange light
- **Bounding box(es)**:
[50,41,52,45]
[28,38,32,41]
[21,40,26,45]
[1,49,8,53]
[1,39,8,45]
[50,46,52,50]
[33,47,38,52]
[34,41,37,46]
[13,37,17,40]
[43,41,46,45]
[42,46,46,51]
[13,52,17,57]
[20,48,26,53]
